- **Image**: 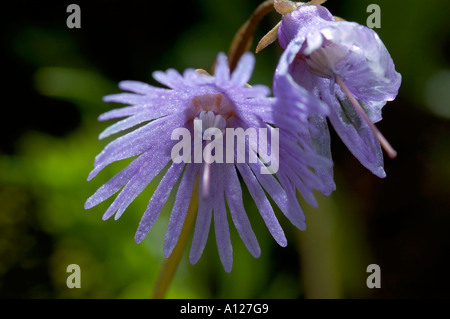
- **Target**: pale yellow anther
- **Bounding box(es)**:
[195,69,210,76]
[333,15,346,22]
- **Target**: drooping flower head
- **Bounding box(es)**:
[85,52,332,272]
[275,4,401,177]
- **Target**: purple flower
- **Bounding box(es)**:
[275,4,402,177]
[85,52,332,272]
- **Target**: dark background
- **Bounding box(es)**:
[1,0,449,298]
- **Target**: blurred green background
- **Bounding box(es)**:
[1,0,449,298]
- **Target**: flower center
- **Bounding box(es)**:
[191,93,234,140]
[194,110,227,139]
[302,41,349,78]
[190,93,234,200]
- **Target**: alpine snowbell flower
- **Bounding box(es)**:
[85,52,332,272]
[275,4,401,177]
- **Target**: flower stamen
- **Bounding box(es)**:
[191,93,234,123]
[192,100,227,200]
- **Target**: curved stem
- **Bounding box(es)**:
[152,177,199,299]
[228,0,275,71]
